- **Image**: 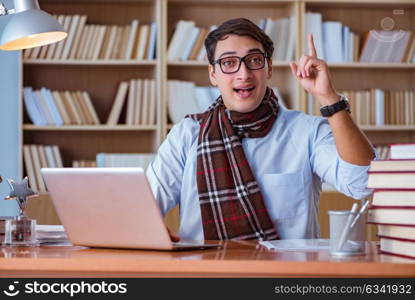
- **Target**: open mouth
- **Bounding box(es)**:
[234,87,255,93]
[234,86,255,98]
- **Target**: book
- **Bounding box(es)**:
[125,19,139,60]
[62,91,82,124]
[188,27,207,61]
[367,171,415,189]
[140,79,150,125]
[23,87,45,126]
[53,15,72,59]
[80,91,100,125]
[30,144,46,192]
[133,79,142,125]
[106,81,129,125]
[323,21,343,62]
[146,21,157,60]
[96,153,155,169]
[61,14,81,60]
[368,205,415,226]
[390,144,415,159]
[68,15,88,60]
[118,24,131,59]
[136,24,150,60]
[372,189,415,207]
[23,145,38,192]
[148,80,156,125]
[40,88,63,126]
[126,79,137,125]
[34,90,55,125]
[52,90,71,125]
[369,159,415,172]
[92,25,107,60]
[52,145,64,168]
[380,236,415,259]
[44,145,57,168]
[65,91,84,124]
[377,225,415,241]
[73,91,92,124]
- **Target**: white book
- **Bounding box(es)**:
[392,31,411,63]
[63,91,82,124]
[40,88,63,126]
[103,25,117,60]
[81,25,95,59]
[74,24,90,59]
[45,15,65,60]
[148,80,156,125]
[146,21,157,60]
[305,12,325,60]
[23,145,38,192]
[135,24,150,60]
[53,15,72,60]
[81,91,100,125]
[92,25,107,60]
[111,26,124,59]
[285,16,296,61]
[126,79,137,125]
[85,25,99,59]
[323,21,343,63]
[180,26,200,61]
[34,90,55,125]
[68,15,88,60]
[140,79,150,125]
[44,145,57,168]
[348,32,354,62]
[37,145,48,169]
[124,19,139,60]
[375,89,385,126]
[51,90,71,125]
[23,87,45,126]
[61,15,80,60]
[30,144,46,192]
[275,18,289,61]
[133,79,142,125]
[168,20,195,61]
[360,30,377,63]
[106,81,129,125]
[342,26,350,63]
[52,145,64,168]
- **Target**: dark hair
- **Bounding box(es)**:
[204,18,274,65]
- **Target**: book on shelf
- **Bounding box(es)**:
[72,160,97,168]
[96,153,155,169]
[23,144,63,192]
[390,144,415,159]
[106,81,129,125]
[188,27,208,61]
[379,236,415,259]
[68,15,88,60]
[125,19,139,60]
[136,24,150,60]
[23,87,46,126]
[34,90,55,125]
[323,21,343,63]
[146,21,157,60]
[40,88,64,126]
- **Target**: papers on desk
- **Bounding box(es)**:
[36,224,71,245]
[260,239,329,251]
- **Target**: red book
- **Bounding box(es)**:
[369,159,415,172]
[379,236,415,259]
[372,189,415,207]
[367,171,415,189]
[368,205,415,226]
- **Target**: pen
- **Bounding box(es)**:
[349,200,370,230]
[335,202,358,251]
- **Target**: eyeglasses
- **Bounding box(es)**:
[212,52,268,74]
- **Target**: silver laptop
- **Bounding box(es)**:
[41,167,221,251]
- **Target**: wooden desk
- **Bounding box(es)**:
[0,241,414,278]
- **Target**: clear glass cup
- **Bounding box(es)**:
[3,217,38,247]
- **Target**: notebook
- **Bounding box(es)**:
[41,167,221,251]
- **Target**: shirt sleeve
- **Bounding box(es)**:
[146,118,197,215]
[309,116,375,200]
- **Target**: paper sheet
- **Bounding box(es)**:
[260,239,329,251]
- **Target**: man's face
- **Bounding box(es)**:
[208,34,272,113]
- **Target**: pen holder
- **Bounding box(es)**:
[328,210,366,256]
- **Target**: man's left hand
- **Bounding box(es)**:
[289,33,340,106]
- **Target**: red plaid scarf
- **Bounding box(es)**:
[188,87,279,241]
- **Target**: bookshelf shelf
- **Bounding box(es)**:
[360,126,415,132]
[23,59,157,66]
[22,125,158,131]
[328,63,415,69]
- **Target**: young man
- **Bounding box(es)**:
[147,18,374,241]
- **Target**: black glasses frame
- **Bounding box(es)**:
[212,52,268,74]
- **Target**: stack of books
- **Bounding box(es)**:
[23,87,100,126]
[367,143,415,259]
[23,16,157,61]
[23,144,63,193]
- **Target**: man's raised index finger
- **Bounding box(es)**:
[308,33,317,58]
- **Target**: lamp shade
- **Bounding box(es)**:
[0,9,67,50]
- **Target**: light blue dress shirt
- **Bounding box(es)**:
[146,106,372,241]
